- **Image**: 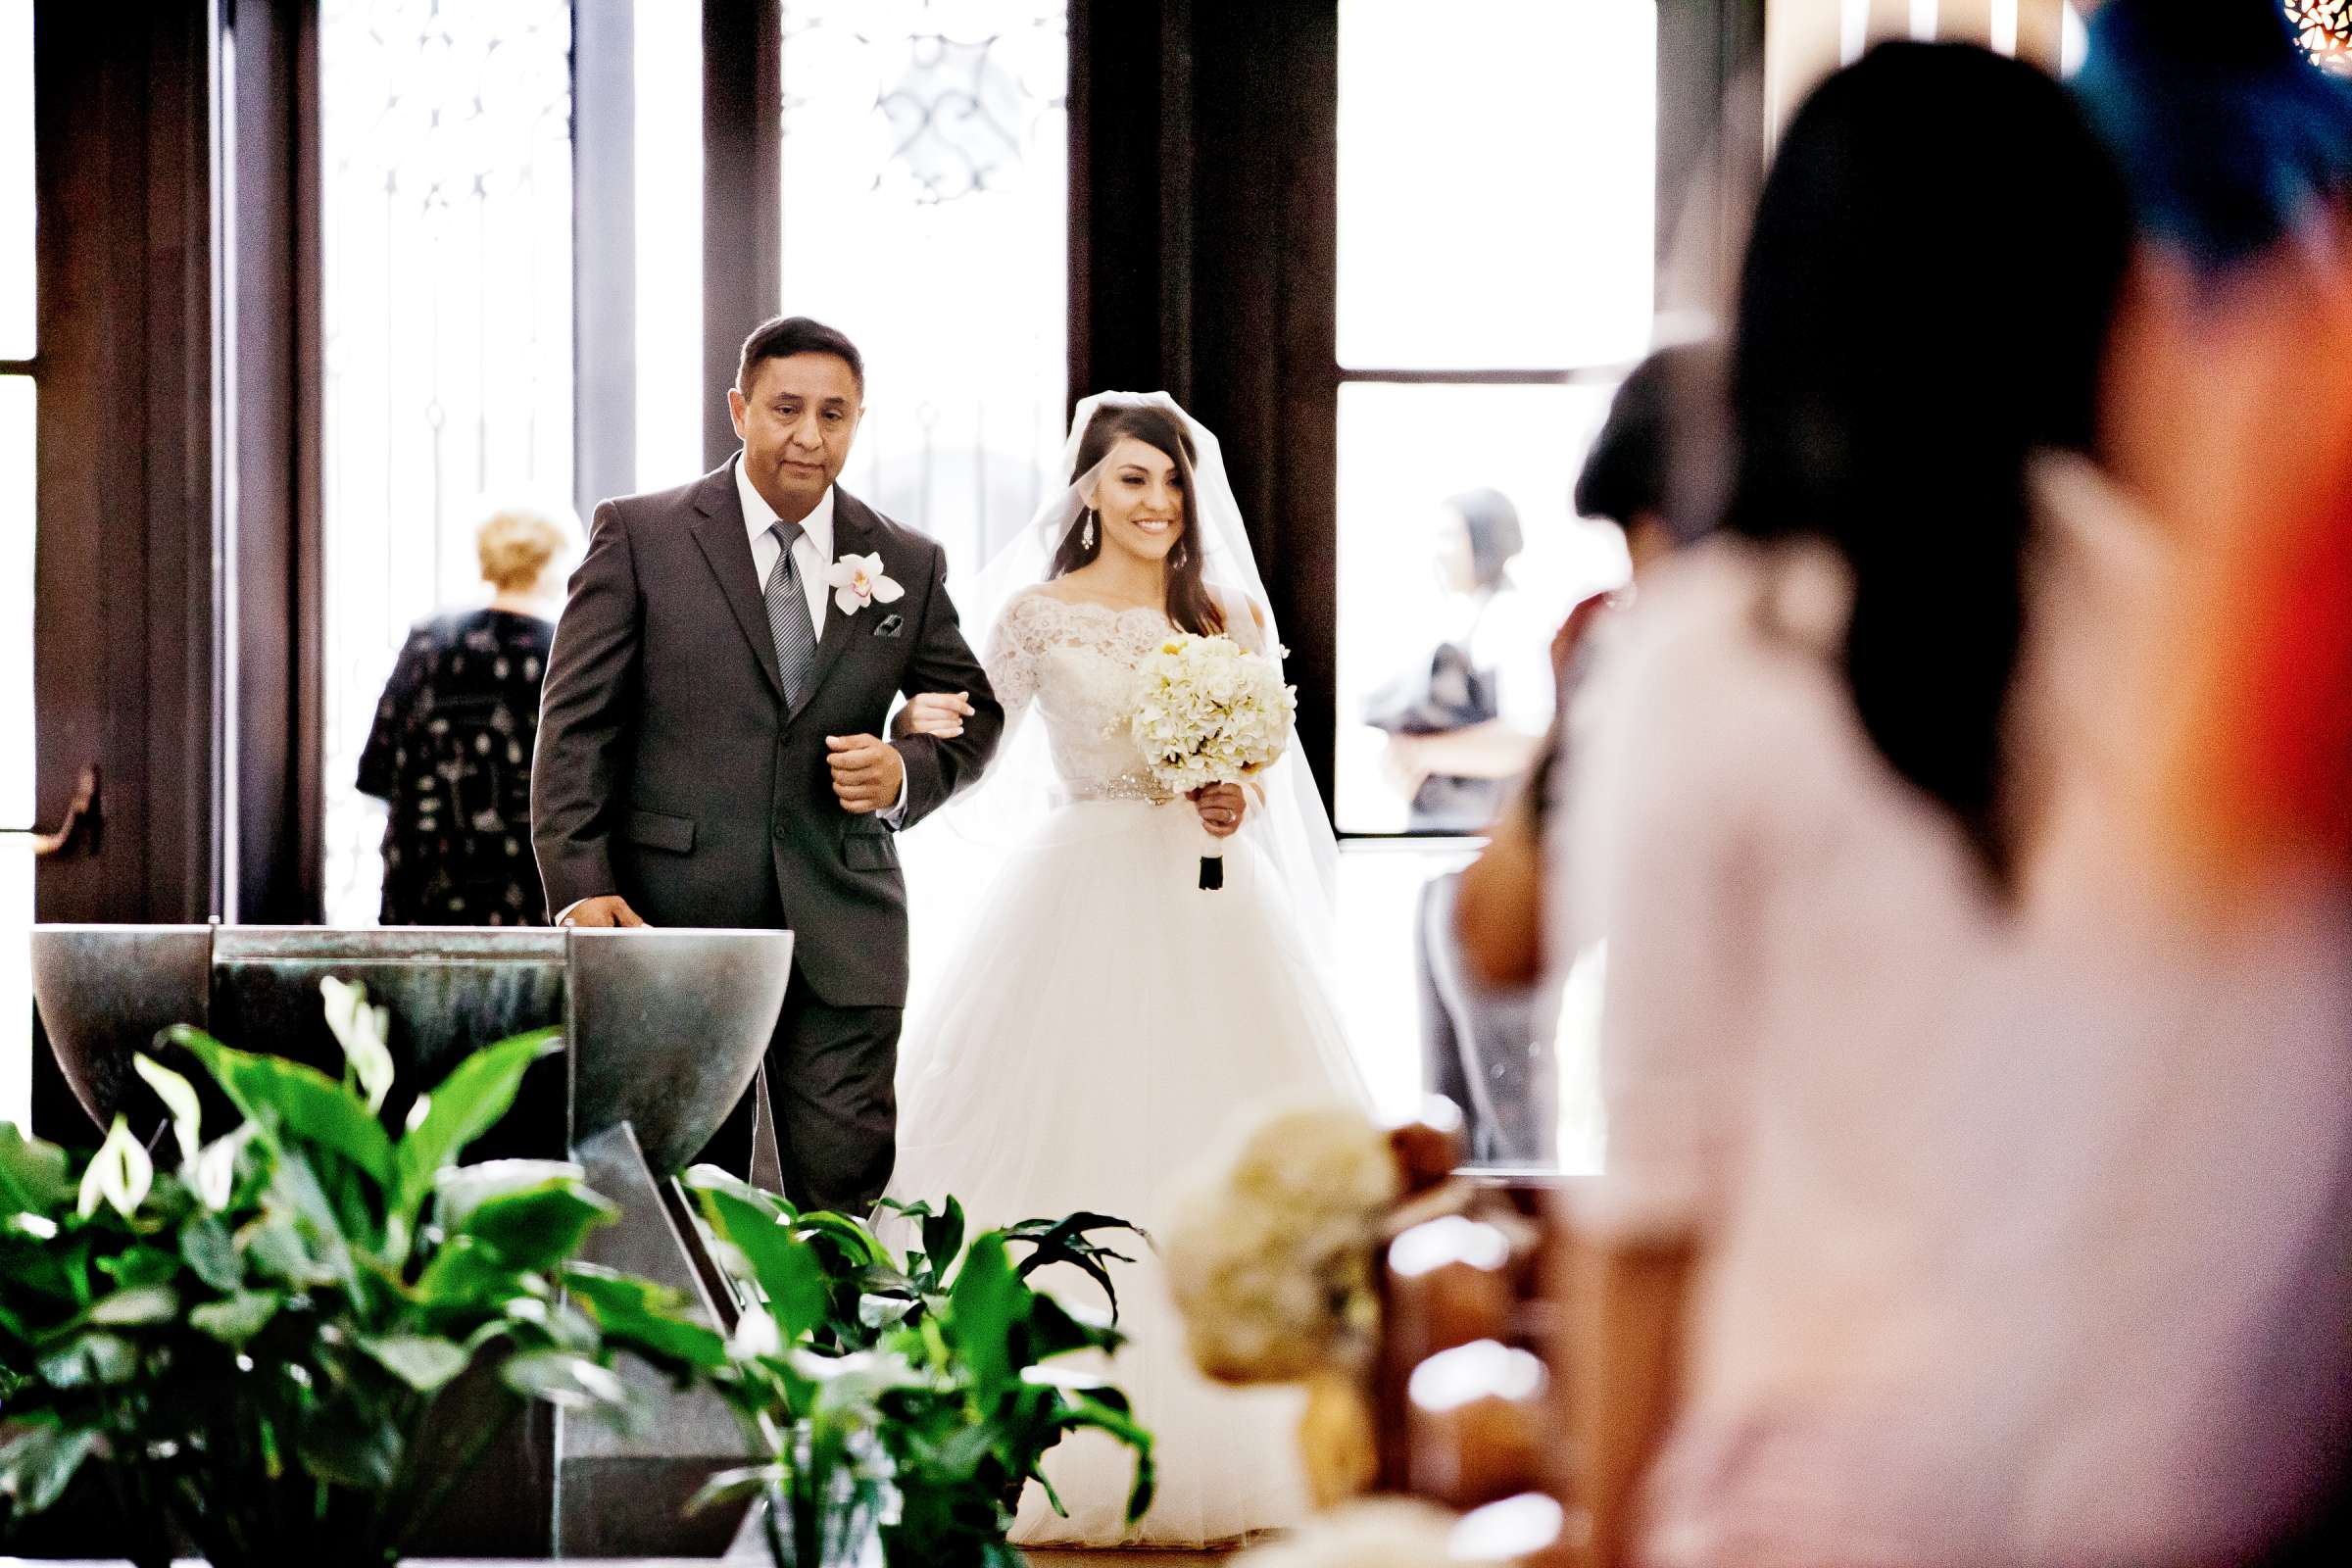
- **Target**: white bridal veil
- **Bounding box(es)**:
[908,391,1342,974]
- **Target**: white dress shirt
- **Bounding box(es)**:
[735,456,907,826]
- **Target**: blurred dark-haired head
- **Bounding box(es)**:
[1727,41,2133,884]
[2075,0,2352,273]
[1576,340,1725,571]
[1438,489,1524,594]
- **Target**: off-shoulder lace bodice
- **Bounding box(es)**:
[985,589,1267,804]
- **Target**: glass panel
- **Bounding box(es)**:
[2,377,32,1128]
[1,0,31,359]
[778,1,1069,576]
[636,0,704,488]
[1333,844,1606,1173]
[1335,845,1476,1124]
[1335,380,1628,836]
[1338,0,1656,370]
[319,0,576,927]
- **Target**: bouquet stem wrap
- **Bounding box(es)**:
[1200,826,1225,891]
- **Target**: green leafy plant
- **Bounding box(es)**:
[0,980,715,1568]
[682,1173,1155,1568]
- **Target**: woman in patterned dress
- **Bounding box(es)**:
[357,505,575,926]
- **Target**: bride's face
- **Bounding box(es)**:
[1089,437,1186,566]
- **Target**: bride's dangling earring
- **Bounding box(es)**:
[1081,511,1096,551]
[1171,539,1187,566]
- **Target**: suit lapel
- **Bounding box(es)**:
[688,459,788,704]
[789,488,886,723]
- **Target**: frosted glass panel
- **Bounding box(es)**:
[636,0,704,490]
[0,0,30,360]
[777,1,1069,576]
[1339,0,1657,370]
[319,0,576,926]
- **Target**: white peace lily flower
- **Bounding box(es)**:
[193,1124,257,1211]
[732,1306,783,1358]
[132,1053,203,1168]
[825,551,905,616]
[319,975,395,1112]
[79,1115,155,1220]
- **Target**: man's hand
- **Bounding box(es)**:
[827,734,906,814]
[562,895,648,928]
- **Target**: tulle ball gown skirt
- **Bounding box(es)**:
[891,798,1365,1546]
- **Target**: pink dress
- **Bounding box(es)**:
[1560,458,2352,1567]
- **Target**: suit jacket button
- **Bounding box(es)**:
[772,820,790,842]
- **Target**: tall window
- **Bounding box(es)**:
[636,0,705,491]
[318,1,577,925]
[2,0,35,1128]
[776,1,1069,576]
[1331,0,1658,1141]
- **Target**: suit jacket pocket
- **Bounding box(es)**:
[624,808,697,854]
[841,819,899,871]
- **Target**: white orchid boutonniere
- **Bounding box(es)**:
[826,552,905,617]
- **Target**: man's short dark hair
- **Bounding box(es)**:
[737,315,864,395]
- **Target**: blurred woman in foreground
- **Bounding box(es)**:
[1563,42,2352,1568]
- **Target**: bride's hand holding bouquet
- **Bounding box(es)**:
[1129,630,1298,889]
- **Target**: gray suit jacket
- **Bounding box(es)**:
[530,460,1004,1006]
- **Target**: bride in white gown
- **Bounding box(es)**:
[887,393,1367,1547]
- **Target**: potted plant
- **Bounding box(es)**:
[684,1172,1155,1568]
[0,979,716,1567]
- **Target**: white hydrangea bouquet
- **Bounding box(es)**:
[1127,630,1298,889]
[1163,1100,1401,1384]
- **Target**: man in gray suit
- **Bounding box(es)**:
[531,316,1004,1212]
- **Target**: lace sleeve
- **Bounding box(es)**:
[985,591,1053,722]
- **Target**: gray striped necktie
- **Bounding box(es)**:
[764,519,817,709]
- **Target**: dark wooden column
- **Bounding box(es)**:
[224,0,325,925]
[1656,0,1767,320]
[33,0,224,932]
[1068,0,1341,811]
[32,0,228,1134]
[703,0,781,466]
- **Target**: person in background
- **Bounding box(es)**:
[1367,489,1549,831]
[357,505,575,926]
[1363,488,1562,1164]
[1453,341,1722,993]
[1563,41,2352,1567]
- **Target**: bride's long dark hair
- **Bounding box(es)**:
[1049,401,1227,637]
